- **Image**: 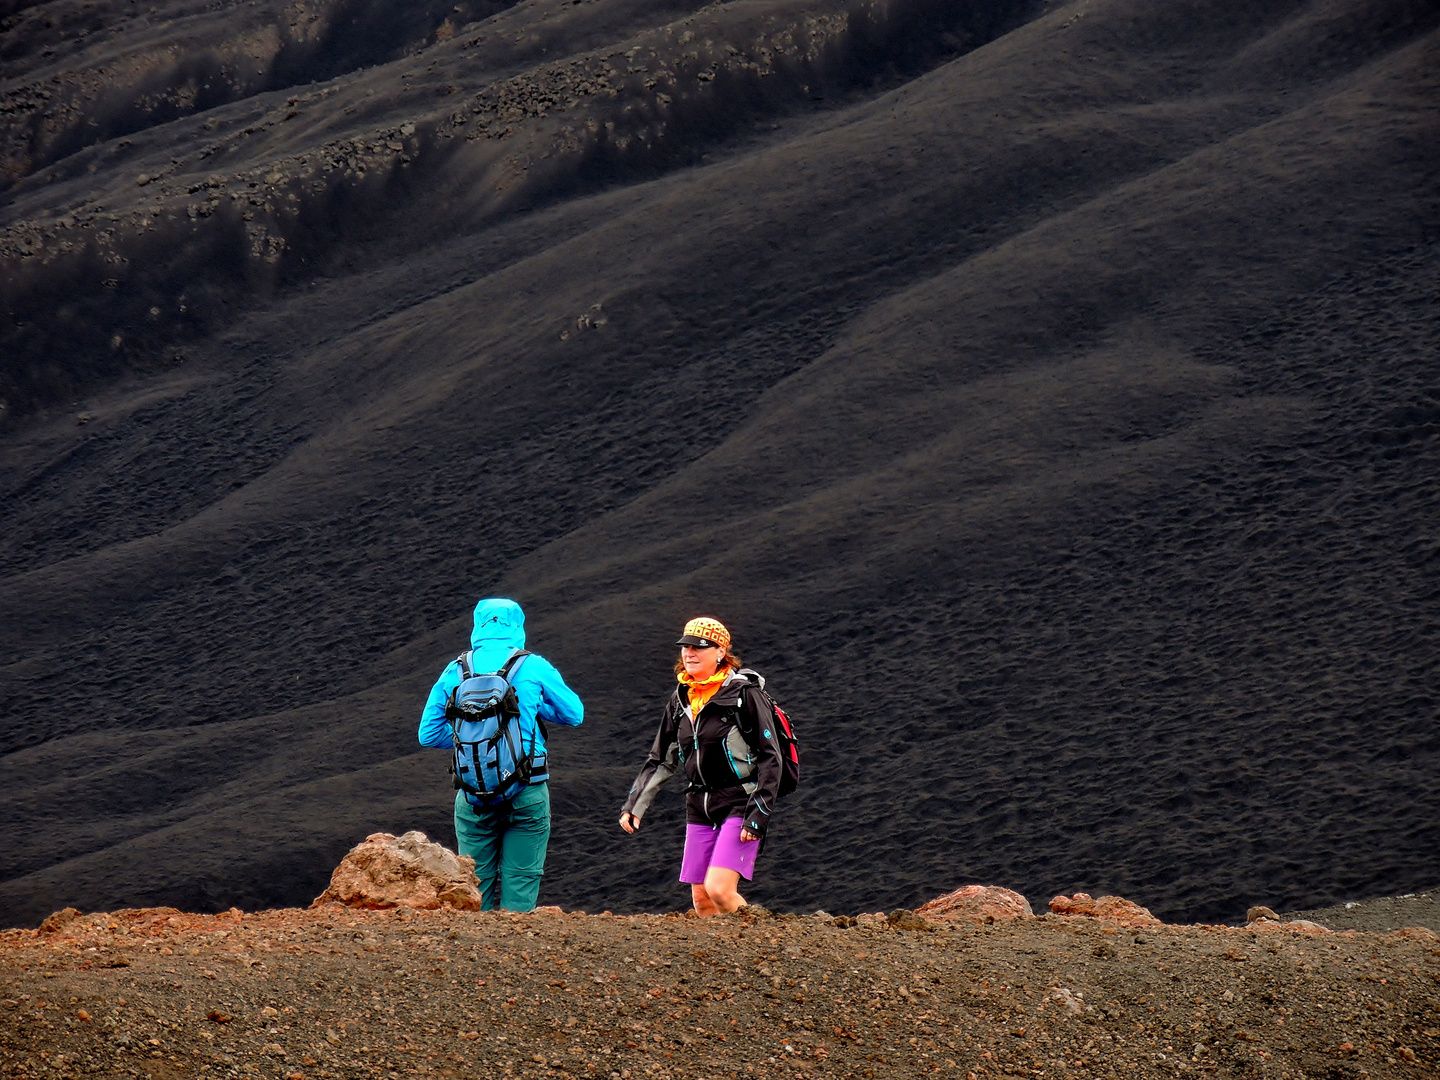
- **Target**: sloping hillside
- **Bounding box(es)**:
[1,0,1438,927]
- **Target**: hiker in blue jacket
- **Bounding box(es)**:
[419,598,584,912]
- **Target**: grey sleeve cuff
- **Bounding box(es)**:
[629,768,671,820]
[629,744,680,820]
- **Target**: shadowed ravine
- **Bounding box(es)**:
[1,0,1438,930]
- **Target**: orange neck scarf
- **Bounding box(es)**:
[678,666,731,716]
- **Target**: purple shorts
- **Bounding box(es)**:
[680,817,758,883]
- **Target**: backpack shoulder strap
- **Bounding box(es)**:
[730,683,764,740]
[499,649,531,680]
[497,650,546,749]
[445,652,474,725]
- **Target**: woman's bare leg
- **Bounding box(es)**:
[701,867,747,914]
[691,883,721,917]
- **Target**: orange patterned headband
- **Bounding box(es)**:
[676,617,730,651]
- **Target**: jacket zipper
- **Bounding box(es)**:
[687,677,740,822]
[692,708,711,818]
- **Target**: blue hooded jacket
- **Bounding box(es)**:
[418,599,584,757]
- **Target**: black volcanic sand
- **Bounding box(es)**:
[2,904,1438,1080]
[3,0,1440,928]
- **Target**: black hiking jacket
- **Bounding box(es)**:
[622,668,784,838]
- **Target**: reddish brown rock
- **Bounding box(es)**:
[1389,927,1439,943]
[886,908,936,930]
[916,885,1033,924]
[312,831,482,911]
[1048,892,1163,928]
[1248,917,1331,935]
[37,908,83,934]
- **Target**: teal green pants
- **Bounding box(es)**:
[453,783,550,912]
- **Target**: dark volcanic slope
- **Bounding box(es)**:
[2,0,1439,928]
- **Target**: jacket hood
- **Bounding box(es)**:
[471,598,527,651]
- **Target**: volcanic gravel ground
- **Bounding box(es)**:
[1286,892,1440,938]
[2,904,1439,1080]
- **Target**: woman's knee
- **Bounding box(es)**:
[709,887,743,911]
[702,870,745,912]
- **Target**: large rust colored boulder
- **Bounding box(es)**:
[38,908,83,933]
[313,831,482,911]
[916,885,1033,924]
[1049,892,1163,928]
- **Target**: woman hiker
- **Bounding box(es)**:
[419,598,584,912]
[618,617,785,915]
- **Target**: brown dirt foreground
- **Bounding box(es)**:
[2,905,1438,1080]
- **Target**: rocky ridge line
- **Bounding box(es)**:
[2,895,1436,1080]
[5,835,1437,1078]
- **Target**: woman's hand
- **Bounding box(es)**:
[739,827,759,843]
[619,812,640,834]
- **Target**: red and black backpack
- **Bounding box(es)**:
[737,669,800,798]
[768,694,801,798]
